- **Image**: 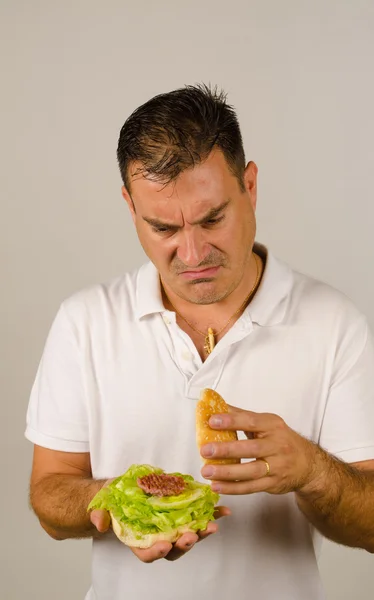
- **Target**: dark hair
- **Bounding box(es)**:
[116,83,246,194]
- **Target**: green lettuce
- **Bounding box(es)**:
[87,464,219,536]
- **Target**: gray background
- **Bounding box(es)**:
[1,1,373,598]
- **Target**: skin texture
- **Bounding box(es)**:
[29,446,106,540]
[199,406,374,552]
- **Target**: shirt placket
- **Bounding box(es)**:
[163,310,255,400]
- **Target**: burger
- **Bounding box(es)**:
[87,388,236,548]
[87,463,219,548]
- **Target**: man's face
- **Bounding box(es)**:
[122,150,258,305]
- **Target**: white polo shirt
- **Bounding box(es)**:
[25,242,374,600]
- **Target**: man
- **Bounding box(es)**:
[25,84,374,600]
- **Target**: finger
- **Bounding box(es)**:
[202,459,272,482]
[173,532,199,550]
[226,404,246,413]
[196,507,231,541]
[227,405,256,434]
[213,505,232,519]
[207,410,284,434]
[211,477,274,495]
[131,541,173,563]
[200,437,276,461]
[90,509,111,533]
[132,512,231,562]
[163,533,199,561]
[197,521,218,540]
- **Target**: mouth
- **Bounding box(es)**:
[179,266,220,280]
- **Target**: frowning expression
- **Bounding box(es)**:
[122,150,258,305]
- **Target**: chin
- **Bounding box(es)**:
[184,283,231,305]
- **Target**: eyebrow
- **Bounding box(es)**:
[142,199,231,230]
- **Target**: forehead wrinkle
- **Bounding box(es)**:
[142,198,230,229]
[142,200,185,228]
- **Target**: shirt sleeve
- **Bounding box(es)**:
[319,314,374,463]
[24,303,90,452]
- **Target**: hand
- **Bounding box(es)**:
[129,506,231,563]
[200,406,321,495]
[90,508,112,533]
[89,478,114,534]
[90,505,231,563]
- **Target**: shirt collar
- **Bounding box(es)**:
[134,242,294,326]
[135,261,165,320]
[246,242,293,326]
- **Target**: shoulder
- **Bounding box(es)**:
[256,244,368,334]
[288,266,370,350]
[56,263,148,333]
[261,243,368,330]
[291,267,363,318]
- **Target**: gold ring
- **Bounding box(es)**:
[259,458,271,477]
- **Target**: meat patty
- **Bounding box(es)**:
[137,473,186,496]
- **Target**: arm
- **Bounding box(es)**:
[29,445,109,540]
[295,456,374,552]
[293,314,374,550]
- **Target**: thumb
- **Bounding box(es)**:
[89,478,115,533]
[90,509,111,533]
[226,403,246,415]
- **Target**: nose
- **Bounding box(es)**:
[177,228,210,268]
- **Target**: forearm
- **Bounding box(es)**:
[30,474,106,540]
[296,449,374,552]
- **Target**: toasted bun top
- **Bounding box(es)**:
[196,388,240,465]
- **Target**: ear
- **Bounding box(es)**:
[243,161,258,211]
[121,186,136,222]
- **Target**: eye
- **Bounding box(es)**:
[152,225,176,235]
[203,215,225,227]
